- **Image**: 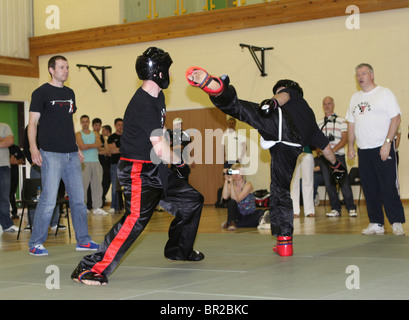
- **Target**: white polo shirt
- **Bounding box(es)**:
[317,114,347,155]
[346,86,401,149]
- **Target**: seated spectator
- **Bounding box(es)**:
[221,163,263,231]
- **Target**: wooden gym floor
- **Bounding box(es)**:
[2,201,409,301]
[3,201,409,252]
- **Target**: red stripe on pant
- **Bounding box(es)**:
[91,160,144,275]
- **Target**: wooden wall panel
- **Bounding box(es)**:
[0,55,39,78]
[166,108,227,205]
[1,0,408,77]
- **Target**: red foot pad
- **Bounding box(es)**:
[186,66,224,96]
[273,236,293,256]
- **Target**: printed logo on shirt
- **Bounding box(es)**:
[353,101,371,115]
[160,108,166,128]
[50,99,74,113]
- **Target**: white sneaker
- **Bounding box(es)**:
[4,225,19,232]
[326,209,341,217]
[257,222,271,230]
[362,223,384,235]
[93,208,108,215]
[109,208,115,213]
[348,209,357,217]
[257,210,271,230]
[392,223,405,236]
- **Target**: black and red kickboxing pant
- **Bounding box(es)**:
[210,89,303,238]
[79,158,204,277]
[268,143,301,236]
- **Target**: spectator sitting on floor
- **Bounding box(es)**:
[221,163,264,231]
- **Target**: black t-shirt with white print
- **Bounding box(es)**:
[120,87,166,161]
[29,83,78,153]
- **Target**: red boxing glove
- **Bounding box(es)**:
[330,160,346,181]
[186,66,224,96]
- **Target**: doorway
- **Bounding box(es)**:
[0,101,25,147]
[166,107,227,205]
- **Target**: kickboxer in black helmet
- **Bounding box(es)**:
[71,48,204,285]
[135,47,173,89]
[186,68,345,256]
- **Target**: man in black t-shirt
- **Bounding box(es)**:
[186,68,344,257]
[91,119,111,207]
[72,47,204,285]
[107,118,123,212]
[27,55,98,256]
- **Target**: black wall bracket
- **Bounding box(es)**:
[77,64,112,92]
[239,43,274,77]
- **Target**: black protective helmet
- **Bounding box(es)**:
[135,47,173,89]
[273,79,303,97]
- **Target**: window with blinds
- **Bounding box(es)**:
[0,0,33,59]
[120,0,271,23]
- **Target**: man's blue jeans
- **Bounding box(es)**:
[28,150,91,248]
[0,166,14,230]
[29,166,59,227]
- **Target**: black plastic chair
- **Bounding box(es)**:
[17,178,41,239]
[55,181,71,238]
[349,167,362,205]
[17,178,71,239]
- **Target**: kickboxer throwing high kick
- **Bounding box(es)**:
[71,48,204,285]
[186,67,345,256]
